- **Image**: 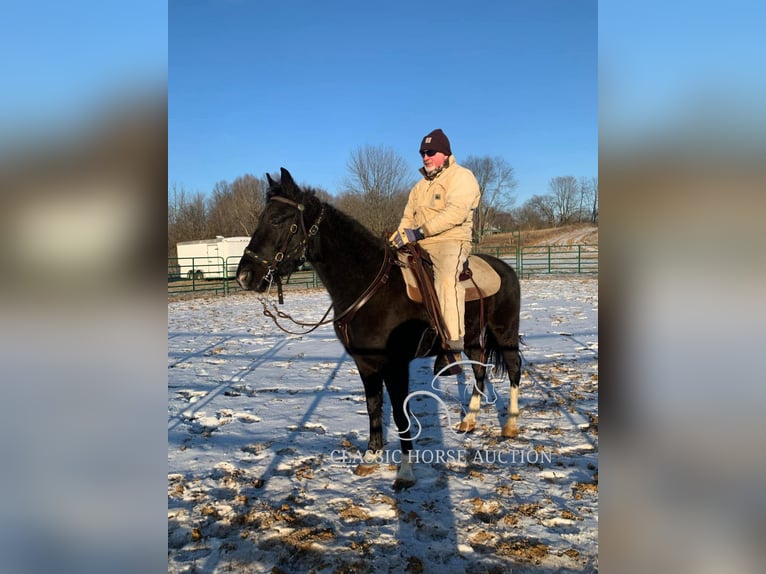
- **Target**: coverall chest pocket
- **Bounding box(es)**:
[429,183,447,209]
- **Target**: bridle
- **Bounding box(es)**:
[241,195,325,303]
[244,194,398,343]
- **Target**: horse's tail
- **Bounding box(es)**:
[483,326,509,381]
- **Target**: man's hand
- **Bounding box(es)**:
[389,227,424,248]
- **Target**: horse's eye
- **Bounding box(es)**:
[269,215,288,226]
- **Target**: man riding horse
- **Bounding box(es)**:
[389,129,481,373]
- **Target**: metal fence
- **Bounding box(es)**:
[167,256,320,297]
[168,245,597,297]
[473,244,598,278]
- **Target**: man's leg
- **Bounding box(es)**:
[424,240,470,350]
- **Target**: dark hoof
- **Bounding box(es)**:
[393,477,416,490]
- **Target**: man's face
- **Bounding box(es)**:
[420,149,448,173]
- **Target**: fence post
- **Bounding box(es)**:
[547,246,552,273]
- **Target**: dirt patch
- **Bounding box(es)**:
[496,537,550,563]
[480,224,598,248]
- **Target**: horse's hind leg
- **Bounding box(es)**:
[502,347,521,438]
[458,347,486,433]
[485,315,522,438]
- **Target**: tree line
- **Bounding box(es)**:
[168,145,597,255]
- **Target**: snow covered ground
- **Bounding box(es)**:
[168,278,598,573]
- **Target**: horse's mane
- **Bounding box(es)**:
[268,177,386,257]
[324,202,386,252]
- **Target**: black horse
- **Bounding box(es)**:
[236,168,521,489]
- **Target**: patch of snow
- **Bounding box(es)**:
[168,279,598,572]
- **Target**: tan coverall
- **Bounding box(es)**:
[396,156,481,346]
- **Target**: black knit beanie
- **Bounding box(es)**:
[419,128,452,156]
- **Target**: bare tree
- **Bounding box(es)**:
[577,177,590,223]
[520,194,557,228]
[548,176,580,225]
[493,211,518,232]
[590,176,598,223]
[341,145,414,236]
[310,185,333,204]
[206,180,233,236]
[462,156,517,241]
[332,191,365,223]
[168,183,208,254]
[207,174,266,237]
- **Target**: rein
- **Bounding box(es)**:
[259,250,397,342]
[333,252,396,346]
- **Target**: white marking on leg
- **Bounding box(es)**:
[459,388,481,432]
[398,359,500,438]
[510,385,519,417]
[468,388,482,415]
[393,457,416,490]
[502,386,520,438]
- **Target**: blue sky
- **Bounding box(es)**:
[599,1,765,143]
[169,0,597,204]
[0,1,166,135]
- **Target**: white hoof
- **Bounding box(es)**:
[392,459,416,490]
[501,419,518,438]
[458,419,476,433]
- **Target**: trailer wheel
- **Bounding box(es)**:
[187,270,194,280]
[194,270,204,280]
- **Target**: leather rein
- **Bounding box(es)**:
[246,196,397,342]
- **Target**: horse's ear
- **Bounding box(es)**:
[266,173,277,188]
[279,167,295,189]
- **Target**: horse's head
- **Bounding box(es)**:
[236,168,323,292]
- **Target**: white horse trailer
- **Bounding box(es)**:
[176,236,250,280]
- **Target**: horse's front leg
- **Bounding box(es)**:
[384,363,416,490]
[459,385,483,432]
[354,370,384,477]
[459,355,487,432]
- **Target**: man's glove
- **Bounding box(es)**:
[389,227,424,248]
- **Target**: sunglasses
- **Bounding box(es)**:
[420,150,438,157]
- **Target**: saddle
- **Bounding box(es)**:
[396,243,501,374]
[396,245,501,304]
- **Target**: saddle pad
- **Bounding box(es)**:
[397,252,502,304]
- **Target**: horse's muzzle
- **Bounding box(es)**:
[237,268,272,293]
[236,269,253,291]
